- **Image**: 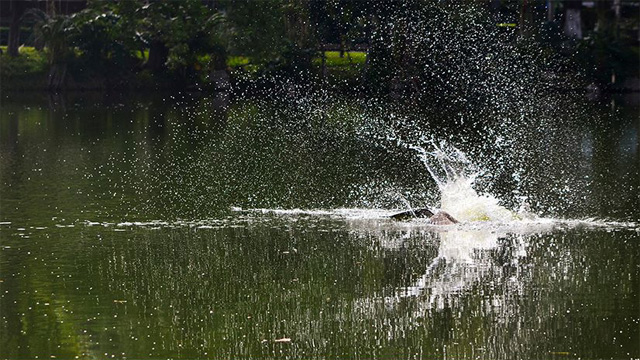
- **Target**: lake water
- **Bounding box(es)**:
[1,91,638,359]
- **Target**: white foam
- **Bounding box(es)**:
[439,176,519,222]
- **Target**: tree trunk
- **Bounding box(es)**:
[7,1,26,57]
[595,0,610,33]
[519,0,531,36]
[146,40,169,72]
[48,63,67,90]
[563,0,583,39]
[34,38,45,51]
[547,0,555,22]
[321,50,327,79]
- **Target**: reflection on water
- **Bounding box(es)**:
[1,93,639,359]
[1,216,638,359]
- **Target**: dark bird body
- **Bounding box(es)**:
[390,208,459,225]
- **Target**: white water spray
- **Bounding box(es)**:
[405,140,532,222]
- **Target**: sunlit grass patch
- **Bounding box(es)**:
[0,46,48,76]
[313,51,366,67]
[227,56,250,68]
[134,49,149,61]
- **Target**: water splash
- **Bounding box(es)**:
[386,131,532,223]
[439,176,521,222]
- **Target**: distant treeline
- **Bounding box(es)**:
[0,0,638,92]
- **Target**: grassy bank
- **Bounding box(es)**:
[0,46,49,89]
[0,46,367,91]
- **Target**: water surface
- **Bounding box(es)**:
[1,92,638,359]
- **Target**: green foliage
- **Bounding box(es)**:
[0,46,47,74]
[16,0,230,87]
[69,5,141,73]
[308,0,370,47]
[137,0,228,72]
[4,0,637,91]
[222,0,289,63]
[29,12,74,65]
[0,46,47,76]
[0,46,48,89]
[221,0,318,76]
[227,56,250,68]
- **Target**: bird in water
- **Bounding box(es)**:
[390,208,459,225]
